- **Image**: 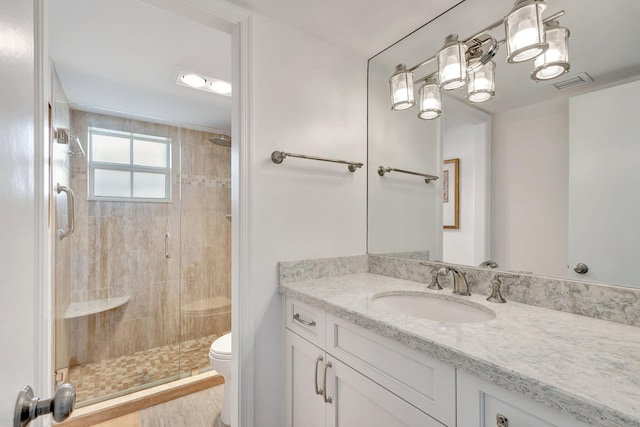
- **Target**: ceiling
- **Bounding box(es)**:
[49,0,464,131]
[228,0,464,58]
[49,0,232,132]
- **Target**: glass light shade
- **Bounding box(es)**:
[531,24,570,81]
[505,0,548,63]
[390,64,415,110]
[468,61,495,103]
[417,81,442,120]
[437,34,468,90]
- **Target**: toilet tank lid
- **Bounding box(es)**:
[211,332,232,355]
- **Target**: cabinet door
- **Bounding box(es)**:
[457,371,594,427]
[325,355,445,427]
[326,314,456,425]
[285,330,327,427]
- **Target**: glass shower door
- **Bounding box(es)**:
[53,110,183,407]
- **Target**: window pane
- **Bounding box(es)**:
[133,172,166,199]
[92,134,131,164]
[94,169,131,197]
[133,139,168,167]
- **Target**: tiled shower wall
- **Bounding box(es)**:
[61,110,231,370]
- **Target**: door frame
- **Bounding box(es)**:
[36,1,256,426]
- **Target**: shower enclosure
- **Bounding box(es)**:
[52,77,231,406]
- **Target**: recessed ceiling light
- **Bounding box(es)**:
[209,80,232,95]
[180,73,207,88]
[176,69,232,97]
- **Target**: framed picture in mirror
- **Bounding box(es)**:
[443,158,459,229]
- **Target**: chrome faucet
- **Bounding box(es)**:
[439,266,471,296]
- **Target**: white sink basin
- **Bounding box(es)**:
[372,293,495,323]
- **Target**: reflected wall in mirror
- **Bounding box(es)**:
[368,0,640,288]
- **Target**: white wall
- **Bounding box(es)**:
[250,14,367,427]
[443,123,477,265]
[568,79,640,286]
[441,98,490,267]
[367,60,440,257]
[491,97,568,277]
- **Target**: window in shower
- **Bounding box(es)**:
[88,127,172,201]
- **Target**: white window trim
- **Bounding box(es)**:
[87,127,172,202]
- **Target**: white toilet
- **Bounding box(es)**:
[209,332,232,426]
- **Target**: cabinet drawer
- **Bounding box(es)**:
[457,371,594,427]
[326,315,456,426]
[286,297,326,348]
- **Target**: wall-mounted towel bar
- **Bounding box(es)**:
[378,166,439,184]
[271,151,363,172]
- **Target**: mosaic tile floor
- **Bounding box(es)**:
[69,334,219,405]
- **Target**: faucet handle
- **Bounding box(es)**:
[419,263,444,290]
[427,268,443,290]
[487,273,519,304]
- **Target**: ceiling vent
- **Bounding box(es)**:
[552,72,594,90]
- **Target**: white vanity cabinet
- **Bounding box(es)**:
[457,371,593,427]
[284,297,452,427]
[285,297,596,427]
[285,330,444,427]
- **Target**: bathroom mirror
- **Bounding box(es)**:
[368,0,640,288]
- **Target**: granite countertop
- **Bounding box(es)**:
[279,272,640,427]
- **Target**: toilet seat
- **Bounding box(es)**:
[209,332,232,360]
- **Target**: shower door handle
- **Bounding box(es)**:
[56,183,75,240]
[165,232,171,259]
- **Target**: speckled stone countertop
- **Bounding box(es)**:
[279,273,640,427]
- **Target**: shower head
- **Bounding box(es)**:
[209,133,231,147]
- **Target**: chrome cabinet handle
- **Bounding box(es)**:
[293,313,316,327]
[497,413,509,427]
[14,383,76,427]
[322,361,332,404]
[314,355,324,395]
[165,232,171,259]
[56,183,75,240]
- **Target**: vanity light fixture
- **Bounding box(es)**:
[505,0,548,63]
[389,0,568,119]
[531,20,570,81]
[438,34,468,90]
[468,60,496,103]
[418,78,442,120]
[390,64,415,110]
[176,70,232,97]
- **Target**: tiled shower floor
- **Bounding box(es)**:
[69,334,219,405]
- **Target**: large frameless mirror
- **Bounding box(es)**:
[368,0,640,288]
